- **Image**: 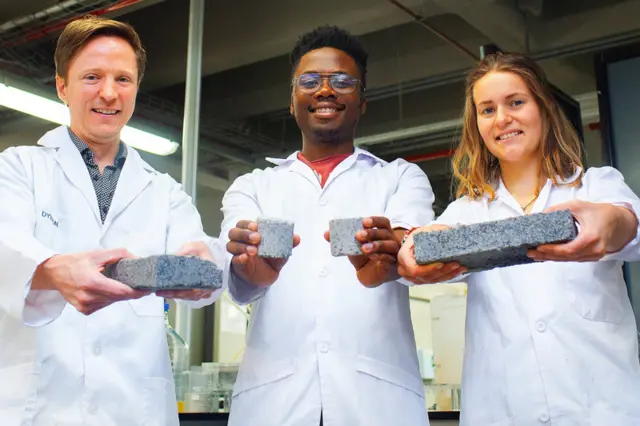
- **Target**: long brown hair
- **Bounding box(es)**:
[452,52,584,200]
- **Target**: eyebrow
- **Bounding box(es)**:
[80,68,136,76]
[299,70,348,75]
[476,92,529,107]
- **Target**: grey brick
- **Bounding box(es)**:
[104,255,223,290]
[257,217,295,258]
[414,210,578,273]
[330,217,364,257]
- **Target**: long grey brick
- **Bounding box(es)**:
[413,210,578,273]
[103,255,223,290]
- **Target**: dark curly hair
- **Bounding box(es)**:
[289,25,368,89]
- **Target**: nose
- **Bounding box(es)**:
[99,78,117,102]
[495,105,512,127]
[313,77,336,99]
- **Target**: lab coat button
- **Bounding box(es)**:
[318,199,327,206]
[539,413,549,422]
[536,322,546,332]
[87,403,98,414]
[319,268,329,278]
[319,343,329,353]
[93,345,101,356]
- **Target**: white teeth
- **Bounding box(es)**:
[316,108,337,113]
[94,109,117,115]
[498,131,521,140]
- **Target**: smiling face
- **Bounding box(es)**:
[56,35,138,147]
[290,47,365,145]
[473,71,543,165]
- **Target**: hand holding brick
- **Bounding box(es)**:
[413,210,578,273]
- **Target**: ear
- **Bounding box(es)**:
[289,93,295,116]
[359,97,367,115]
[55,75,67,105]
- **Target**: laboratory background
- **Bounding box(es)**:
[1,0,640,425]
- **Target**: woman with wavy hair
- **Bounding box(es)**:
[398,52,640,425]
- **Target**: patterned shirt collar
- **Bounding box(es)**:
[67,127,127,169]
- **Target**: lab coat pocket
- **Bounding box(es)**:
[562,263,625,324]
[355,355,428,425]
[355,355,424,396]
[231,358,295,397]
[128,295,164,317]
[143,377,179,426]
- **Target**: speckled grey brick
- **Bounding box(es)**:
[414,210,578,273]
[103,255,223,290]
[330,217,364,257]
[257,217,295,258]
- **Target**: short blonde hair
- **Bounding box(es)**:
[452,52,583,200]
[54,15,146,84]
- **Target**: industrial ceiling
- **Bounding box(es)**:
[0,0,637,215]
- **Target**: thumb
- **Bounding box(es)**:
[544,200,580,214]
[293,234,302,247]
[429,224,452,232]
[176,241,203,256]
[92,248,135,266]
[179,242,215,262]
[323,231,330,243]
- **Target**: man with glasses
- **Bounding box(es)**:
[222,26,434,426]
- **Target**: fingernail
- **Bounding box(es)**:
[363,243,373,251]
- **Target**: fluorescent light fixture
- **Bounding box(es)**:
[0,82,179,156]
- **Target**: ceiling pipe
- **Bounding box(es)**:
[384,0,480,61]
[1,0,154,47]
[356,91,600,148]
[0,0,82,34]
[355,118,463,147]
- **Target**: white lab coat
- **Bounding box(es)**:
[433,167,640,426]
[0,126,226,426]
[220,148,435,426]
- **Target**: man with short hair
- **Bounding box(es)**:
[223,26,434,426]
[0,15,225,426]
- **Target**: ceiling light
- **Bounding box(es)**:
[0,81,179,156]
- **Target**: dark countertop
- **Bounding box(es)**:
[179,411,460,425]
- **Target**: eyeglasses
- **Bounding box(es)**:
[292,73,364,94]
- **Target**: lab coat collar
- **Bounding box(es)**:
[265,147,385,190]
[37,126,154,230]
[38,126,102,224]
[104,146,154,230]
[493,166,584,213]
[265,146,385,168]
